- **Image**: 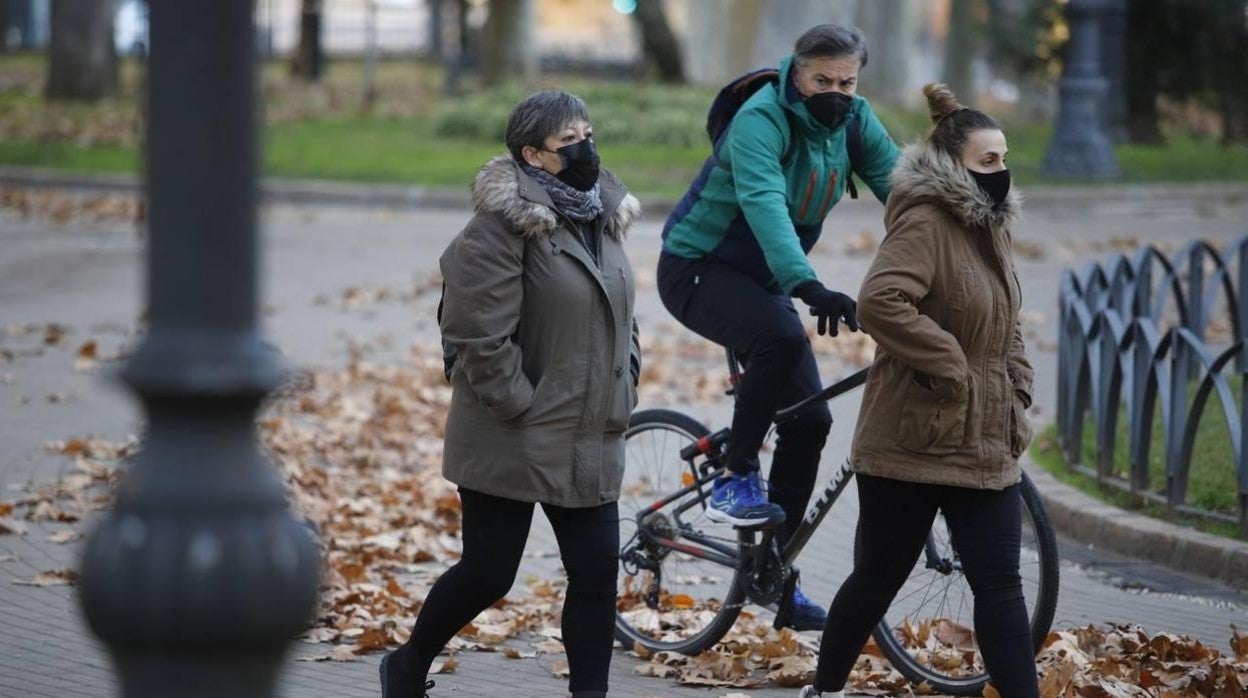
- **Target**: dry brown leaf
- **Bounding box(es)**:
[14,569,79,586]
[74,341,98,371]
[1230,624,1248,662]
[844,230,879,256]
[47,529,82,544]
[354,627,391,654]
[429,656,458,674]
[767,655,816,687]
[43,324,68,346]
[550,658,570,678]
[0,518,26,536]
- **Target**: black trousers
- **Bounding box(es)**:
[815,474,1040,698]
[657,252,832,543]
[396,488,619,693]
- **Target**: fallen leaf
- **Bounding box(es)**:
[353,627,390,654]
[1231,624,1248,662]
[47,529,82,544]
[43,324,68,346]
[14,569,79,586]
[74,341,98,371]
[429,656,458,674]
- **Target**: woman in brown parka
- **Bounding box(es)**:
[801,84,1038,698]
[380,90,641,698]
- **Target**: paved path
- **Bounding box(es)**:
[3,193,1248,697]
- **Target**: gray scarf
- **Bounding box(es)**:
[523,165,604,223]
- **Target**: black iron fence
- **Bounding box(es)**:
[1057,237,1248,539]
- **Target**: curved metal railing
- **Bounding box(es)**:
[1057,237,1248,538]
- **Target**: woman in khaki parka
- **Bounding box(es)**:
[801,84,1039,698]
[380,90,641,698]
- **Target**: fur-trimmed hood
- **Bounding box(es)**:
[470,156,641,240]
[886,143,1022,233]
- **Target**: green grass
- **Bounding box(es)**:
[0,139,139,172]
[1030,385,1245,540]
[264,117,710,197]
[9,117,1247,199]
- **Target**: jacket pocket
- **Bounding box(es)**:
[948,264,978,313]
[899,373,969,455]
[1009,394,1033,458]
[604,371,637,433]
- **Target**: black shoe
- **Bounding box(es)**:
[379,649,433,697]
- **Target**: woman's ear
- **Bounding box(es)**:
[520,145,541,168]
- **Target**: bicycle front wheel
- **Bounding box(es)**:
[614,408,749,656]
[870,470,1060,696]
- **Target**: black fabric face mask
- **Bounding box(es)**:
[548,139,601,191]
[969,168,1011,208]
[805,90,853,130]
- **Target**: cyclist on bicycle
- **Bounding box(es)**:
[657,24,899,630]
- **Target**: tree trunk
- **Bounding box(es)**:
[0,0,9,54]
[1124,0,1165,144]
[855,0,912,106]
[633,0,684,83]
[942,0,979,105]
[442,0,472,96]
[1100,0,1129,142]
[291,0,324,81]
[428,0,444,60]
[481,0,535,87]
[1206,0,1248,145]
[45,0,118,102]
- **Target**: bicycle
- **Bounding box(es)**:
[614,349,1060,696]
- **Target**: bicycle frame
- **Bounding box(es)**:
[631,353,870,573]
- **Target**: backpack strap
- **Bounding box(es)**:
[844,113,862,200]
[714,106,801,171]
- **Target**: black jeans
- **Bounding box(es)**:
[815,474,1039,698]
[657,252,832,543]
[396,488,619,694]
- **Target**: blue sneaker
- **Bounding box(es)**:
[705,472,786,526]
[781,584,828,631]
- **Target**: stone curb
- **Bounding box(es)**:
[2,165,1246,221]
[1024,452,1248,589]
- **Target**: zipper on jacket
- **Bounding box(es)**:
[796,170,817,219]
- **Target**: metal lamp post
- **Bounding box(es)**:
[78,2,320,696]
[1042,0,1121,179]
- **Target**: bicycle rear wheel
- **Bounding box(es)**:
[870,471,1060,696]
[614,408,749,656]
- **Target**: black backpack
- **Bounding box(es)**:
[706,68,863,200]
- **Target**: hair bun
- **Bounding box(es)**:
[923,83,963,124]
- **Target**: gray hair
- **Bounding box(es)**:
[793,24,868,69]
[505,90,590,162]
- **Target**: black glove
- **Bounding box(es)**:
[793,281,859,337]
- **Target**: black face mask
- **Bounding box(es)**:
[545,139,600,191]
[969,168,1011,208]
[804,90,853,130]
